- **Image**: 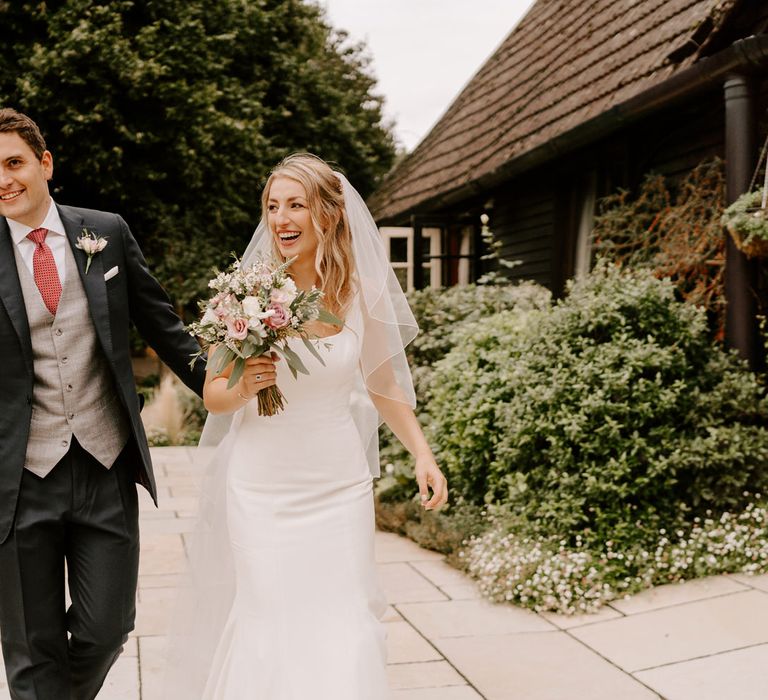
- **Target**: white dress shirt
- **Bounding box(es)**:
[8,198,68,285]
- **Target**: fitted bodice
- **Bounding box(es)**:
[229,315,369,485]
[256,323,361,421]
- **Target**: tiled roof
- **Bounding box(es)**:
[369,0,741,222]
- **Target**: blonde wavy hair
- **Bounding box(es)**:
[261,153,355,320]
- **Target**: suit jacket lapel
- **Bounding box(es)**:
[59,205,114,358]
[0,218,34,376]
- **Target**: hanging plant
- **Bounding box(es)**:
[722,131,768,258]
[722,189,768,258]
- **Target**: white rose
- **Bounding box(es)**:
[282,277,297,298]
[241,296,264,320]
[249,321,267,338]
[201,307,218,326]
[272,278,298,305]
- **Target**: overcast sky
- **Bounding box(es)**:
[320,1,535,151]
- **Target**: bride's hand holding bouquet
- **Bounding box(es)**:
[188,255,341,416]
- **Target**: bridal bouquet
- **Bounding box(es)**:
[187,256,341,415]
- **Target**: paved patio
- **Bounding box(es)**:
[1,445,767,699]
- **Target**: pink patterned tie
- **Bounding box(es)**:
[27,228,62,315]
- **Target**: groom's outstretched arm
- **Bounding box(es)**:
[118,215,206,397]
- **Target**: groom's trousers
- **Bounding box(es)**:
[0,437,140,700]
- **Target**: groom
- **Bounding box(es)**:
[0,108,206,699]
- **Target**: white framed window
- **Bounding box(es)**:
[422,227,442,288]
[380,227,413,291]
[381,226,443,290]
[457,226,472,286]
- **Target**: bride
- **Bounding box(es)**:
[165,153,448,699]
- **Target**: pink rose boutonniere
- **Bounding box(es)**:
[76,228,108,273]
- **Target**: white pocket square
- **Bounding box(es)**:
[104,266,119,281]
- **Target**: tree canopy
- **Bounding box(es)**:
[0,0,397,305]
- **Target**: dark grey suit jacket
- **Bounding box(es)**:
[0,204,206,543]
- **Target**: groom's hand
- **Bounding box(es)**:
[238,353,278,399]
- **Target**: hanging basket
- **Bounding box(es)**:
[722,131,768,258]
[722,190,768,258]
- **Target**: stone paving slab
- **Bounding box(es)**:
[393,687,484,699]
[1,446,768,699]
[387,660,467,690]
[570,590,768,672]
[607,574,750,615]
[435,632,661,700]
[732,571,768,593]
[379,562,451,603]
[634,643,768,700]
[410,559,483,600]
[397,599,555,638]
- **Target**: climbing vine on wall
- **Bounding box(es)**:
[593,159,726,338]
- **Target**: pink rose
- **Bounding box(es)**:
[225,316,249,340]
[213,293,236,319]
[264,303,290,329]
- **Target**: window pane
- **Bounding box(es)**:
[421,235,432,258]
[389,237,408,263]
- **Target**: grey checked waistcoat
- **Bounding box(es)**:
[14,239,130,478]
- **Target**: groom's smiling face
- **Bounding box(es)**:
[0,132,53,228]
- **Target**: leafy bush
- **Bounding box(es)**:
[430,262,768,549]
[406,282,550,368]
[377,281,550,494]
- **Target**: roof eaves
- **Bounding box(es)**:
[372,34,768,226]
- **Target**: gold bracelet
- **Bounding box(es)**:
[237,391,250,402]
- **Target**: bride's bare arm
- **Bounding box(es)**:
[370,391,448,511]
[203,345,278,415]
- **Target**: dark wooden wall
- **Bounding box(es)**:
[466,83,748,295]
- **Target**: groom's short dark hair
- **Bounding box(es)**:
[0,109,47,160]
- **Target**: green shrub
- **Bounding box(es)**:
[377,281,550,492]
[430,262,768,548]
[146,426,171,447]
[406,281,551,368]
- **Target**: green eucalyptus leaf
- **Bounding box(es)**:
[211,345,236,374]
[317,308,344,326]
[280,343,309,375]
[301,336,327,366]
[226,357,246,389]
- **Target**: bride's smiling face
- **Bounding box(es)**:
[267,176,319,261]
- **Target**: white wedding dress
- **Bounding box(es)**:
[200,316,392,699]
